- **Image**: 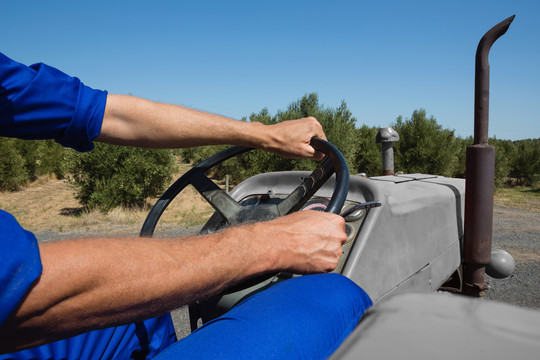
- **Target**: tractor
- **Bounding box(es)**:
[141,15,540,358]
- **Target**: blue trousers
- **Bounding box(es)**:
[2,274,372,360]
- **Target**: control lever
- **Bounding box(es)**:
[340,201,381,218]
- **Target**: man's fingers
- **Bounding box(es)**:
[302,144,325,161]
[312,150,325,161]
[305,117,327,141]
[263,117,329,159]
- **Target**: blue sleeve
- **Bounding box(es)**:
[0,52,107,152]
[0,210,42,326]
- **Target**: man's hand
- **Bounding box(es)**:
[256,210,347,274]
[261,117,326,161]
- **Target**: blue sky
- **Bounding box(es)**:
[2,0,539,141]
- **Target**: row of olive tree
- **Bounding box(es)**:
[69,143,176,211]
[180,94,539,187]
[1,93,538,210]
[179,93,359,183]
[390,110,539,187]
[0,137,176,211]
[0,138,68,191]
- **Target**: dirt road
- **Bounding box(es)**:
[31,205,539,339]
[33,205,539,308]
[485,206,540,308]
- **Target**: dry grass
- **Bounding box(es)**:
[2,167,537,236]
[494,186,540,212]
[0,164,214,235]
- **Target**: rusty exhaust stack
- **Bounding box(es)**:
[463,15,515,297]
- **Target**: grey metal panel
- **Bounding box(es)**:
[372,240,462,303]
[429,240,461,290]
[229,171,387,204]
[229,172,465,303]
[369,173,439,183]
[330,292,540,360]
[343,175,465,302]
[376,264,433,303]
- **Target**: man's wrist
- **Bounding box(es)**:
[234,121,268,149]
[233,221,282,274]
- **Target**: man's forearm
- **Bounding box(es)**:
[96,94,326,160]
[1,211,345,352]
[97,94,266,149]
[1,223,278,352]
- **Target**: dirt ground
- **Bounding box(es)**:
[0,172,214,237]
[485,206,540,308]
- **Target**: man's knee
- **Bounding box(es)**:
[153,274,372,359]
[223,273,372,358]
[229,273,372,340]
[272,273,372,329]
[292,273,372,309]
[269,273,371,309]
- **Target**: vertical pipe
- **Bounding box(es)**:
[380,143,395,176]
[463,15,515,297]
[376,127,400,176]
[473,15,515,145]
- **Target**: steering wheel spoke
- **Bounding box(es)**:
[190,171,242,222]
[277,158,334,215]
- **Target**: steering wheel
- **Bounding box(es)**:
[140,137,349,237]
[140,137,349,326]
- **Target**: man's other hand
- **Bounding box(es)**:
[257,210,347,274]
[262,117,327,161]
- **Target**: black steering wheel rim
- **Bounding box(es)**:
[140,138,349,237]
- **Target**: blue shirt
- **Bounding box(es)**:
[0,52,106,152]
[0,52,107,325]
[0,210,42,326]
[0,53,175,359]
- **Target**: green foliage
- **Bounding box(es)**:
[392,109,460,177]
[278,94,358,167]
[453,136,473,179]
[0,138,70,184]
[13,139,40,181]
[35,139,70,179]
[511,139,540,186]
[69,143,176,211]
[177,101,539,189]
[181,94,360,184]
[2,94,537,207]
[491,138,516,187]
[179,144,227,165]
[352,125,380,176]
[0,137,29,190]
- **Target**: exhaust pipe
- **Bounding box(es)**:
[463,15,515,297]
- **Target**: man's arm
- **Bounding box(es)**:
[96,94,326,160]
[0,211,346,352]
[1,93,345,352]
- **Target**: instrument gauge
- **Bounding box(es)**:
[301,199,329,212]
